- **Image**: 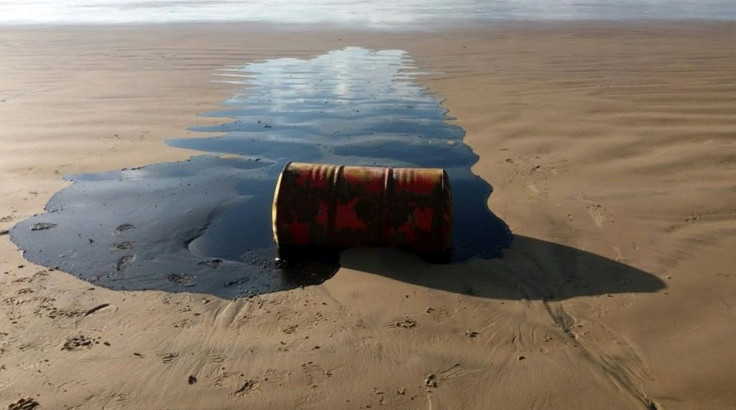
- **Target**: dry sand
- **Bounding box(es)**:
[1,22,735,409]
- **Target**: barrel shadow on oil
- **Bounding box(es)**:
[11,47,511,299]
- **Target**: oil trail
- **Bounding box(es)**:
[10,47,512,298]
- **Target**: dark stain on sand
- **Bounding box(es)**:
[9,47,663,299]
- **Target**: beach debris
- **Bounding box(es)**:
[83,303,110,316]
[0,229,9,236]
[62,335,94,351]
[109,240,134,251]
[30,222,56,231]
[389,318,417,328]
[188,375,198,385]
[518,355,526,361]
[161,352,178,364]
[424,373,437,388]
[465,330,479,338]
[7,397,39,410]
[685,213,700,222]
[166,273,197,287]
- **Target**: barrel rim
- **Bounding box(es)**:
[271,161,293,245]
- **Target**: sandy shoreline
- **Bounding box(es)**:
[1,22,735,408]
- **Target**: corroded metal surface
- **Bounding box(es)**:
[273,163,452,252]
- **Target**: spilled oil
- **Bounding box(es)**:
[10,47,512,298]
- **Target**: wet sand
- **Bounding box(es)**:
[1,22,735,409]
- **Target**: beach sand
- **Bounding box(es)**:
[1,22,735,409]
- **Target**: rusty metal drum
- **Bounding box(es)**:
[272,162,452,253]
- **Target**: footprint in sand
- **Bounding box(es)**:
[576,195,615,227]
[232,379,258,398]
[112,223,135,235]
[587,204,608,227]
[109,240,134,251]
[114,254,136,272]
[301,361,332,387]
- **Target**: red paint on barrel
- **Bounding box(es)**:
[315,200,330,226]
[287,219,311,245]
[335,198,369,233]
[412,206,434,232]
[273,162,452,253]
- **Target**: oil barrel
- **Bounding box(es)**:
[272,162,452,253]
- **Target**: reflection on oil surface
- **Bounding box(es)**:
[11,47,511,298]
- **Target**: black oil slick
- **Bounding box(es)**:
[11,47,512,298]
